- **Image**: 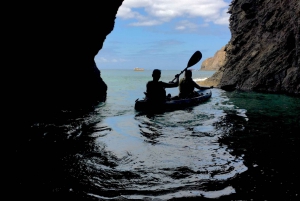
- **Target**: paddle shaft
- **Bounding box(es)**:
[170,50,202,83]
[170,67,189,83]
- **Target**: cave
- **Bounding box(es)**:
[8,2,124,121]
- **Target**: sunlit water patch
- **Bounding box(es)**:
[75,87,249,200]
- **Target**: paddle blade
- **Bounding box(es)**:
[187,50,202,67]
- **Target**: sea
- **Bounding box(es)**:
[13,69,300,200]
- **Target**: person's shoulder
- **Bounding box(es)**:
[160,81,170,85]
[146,80,153,86]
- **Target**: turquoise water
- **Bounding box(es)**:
[18,69,300,200]
[102,69,214,101]
[86,69,245,199]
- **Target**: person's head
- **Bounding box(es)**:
[184,70,192,78]
[152,69,161,81]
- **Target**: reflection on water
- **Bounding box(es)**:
[216,91,300,200]
[12,88,300,200]
[72,89,248,200]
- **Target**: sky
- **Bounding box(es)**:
[95,0,232,70]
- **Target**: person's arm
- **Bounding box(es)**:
[146,82,150,92]
[145,81,151,97]
[193,81,213,89]
[162,74,180,88]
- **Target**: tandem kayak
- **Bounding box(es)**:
[134,89,212,111]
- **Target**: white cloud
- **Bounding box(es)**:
[95,57,128,63]
[131,19,162,26]
[175,20,199,31]
[213,8,230,25]
[117,0,230,27]
[117,7,140,19]
[176,26,185,30]
[97,57,108,62]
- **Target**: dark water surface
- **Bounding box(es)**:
[11,70,300,200]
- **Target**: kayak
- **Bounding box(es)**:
[134,89,212,111]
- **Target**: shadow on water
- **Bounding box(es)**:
[9,89,300,200]
[214,91,300,200]
[10,103,110,200]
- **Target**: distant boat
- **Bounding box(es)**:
[134,67,144,71]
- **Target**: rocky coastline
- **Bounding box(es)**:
[200,46,226,71]
[198,0,299,96]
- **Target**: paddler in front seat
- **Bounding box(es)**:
[145,69,179,102]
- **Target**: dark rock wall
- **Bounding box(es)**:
[203,0,300,95]
[8,2,124,115]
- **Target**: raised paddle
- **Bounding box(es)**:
[170,50,202,83]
